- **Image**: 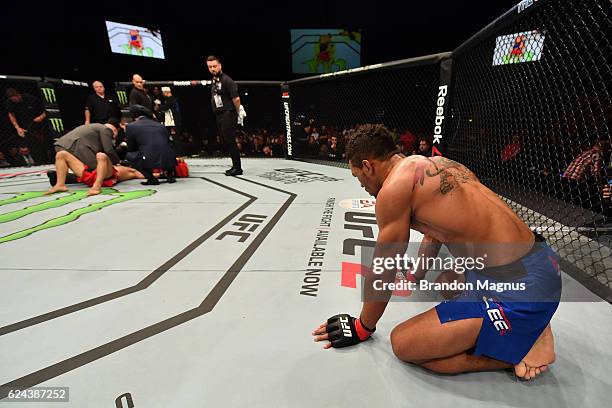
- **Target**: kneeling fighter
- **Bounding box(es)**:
[312,124,561,380]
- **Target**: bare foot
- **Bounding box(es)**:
[87,187,102,196]
[514,324,555,380]
[45,185,68,195]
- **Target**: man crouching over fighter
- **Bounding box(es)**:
[312,124,561,380]
[46,119,144,196]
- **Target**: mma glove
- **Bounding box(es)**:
[326,314,375,348]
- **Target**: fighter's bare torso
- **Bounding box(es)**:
[377,155,535,266]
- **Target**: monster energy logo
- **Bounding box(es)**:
[41,87,57,103]
[49,118,64,132]
[117,90,128,105]
[0,188,156,244]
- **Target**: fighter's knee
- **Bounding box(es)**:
[390,326,419,363]
[55,150,68,160]
[96,152,108,161]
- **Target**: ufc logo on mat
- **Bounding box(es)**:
[340,316,352,337]
[216,214,267,242]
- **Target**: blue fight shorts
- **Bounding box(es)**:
[435,233,562,365]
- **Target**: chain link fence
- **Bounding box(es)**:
[285,54,449,162]
[446,0,611,298]
[283,0,611,299]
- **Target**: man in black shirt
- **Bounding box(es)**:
[160,86,182,139]
[5,88,52,163]
[206,55,242,176]
[85,81,121,124]
[128,74,153,110]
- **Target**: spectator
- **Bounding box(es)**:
[311,127,320,141]
[18,146,36,166]
[562,139,610,182]
[501,134,522,163]
[395,142,405,156]
[318,143,329,159]
[5,88,52,164]
[399,129,416,154]
[417,138,432,157]
[328,135,344,160]
[307,135,319,158]
[150,86,164,122]
[561,139,611,209]
[129,74,153,110]
[263,145,273,157]
[160,86,181,140]
[84,81,121,125]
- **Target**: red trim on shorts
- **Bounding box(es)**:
[77,166,118,187]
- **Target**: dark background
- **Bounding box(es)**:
[0,0,518,82]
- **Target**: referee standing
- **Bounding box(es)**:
[206,55,242,176]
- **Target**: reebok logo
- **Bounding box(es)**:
[433,85,447,145]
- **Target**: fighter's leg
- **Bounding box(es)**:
[87,152,113,196]
[419,351,512,374]
[390,308,512,373]
[114,165,145,182]
[46,150,85,194]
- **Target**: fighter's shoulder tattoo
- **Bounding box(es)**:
[412,157,476,195]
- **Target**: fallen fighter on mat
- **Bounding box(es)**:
[46,150,145,196]
[313,124,561,380]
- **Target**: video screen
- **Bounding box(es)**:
[493,30,545,66]
[291,29,361,74]
[105,21,165,59]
